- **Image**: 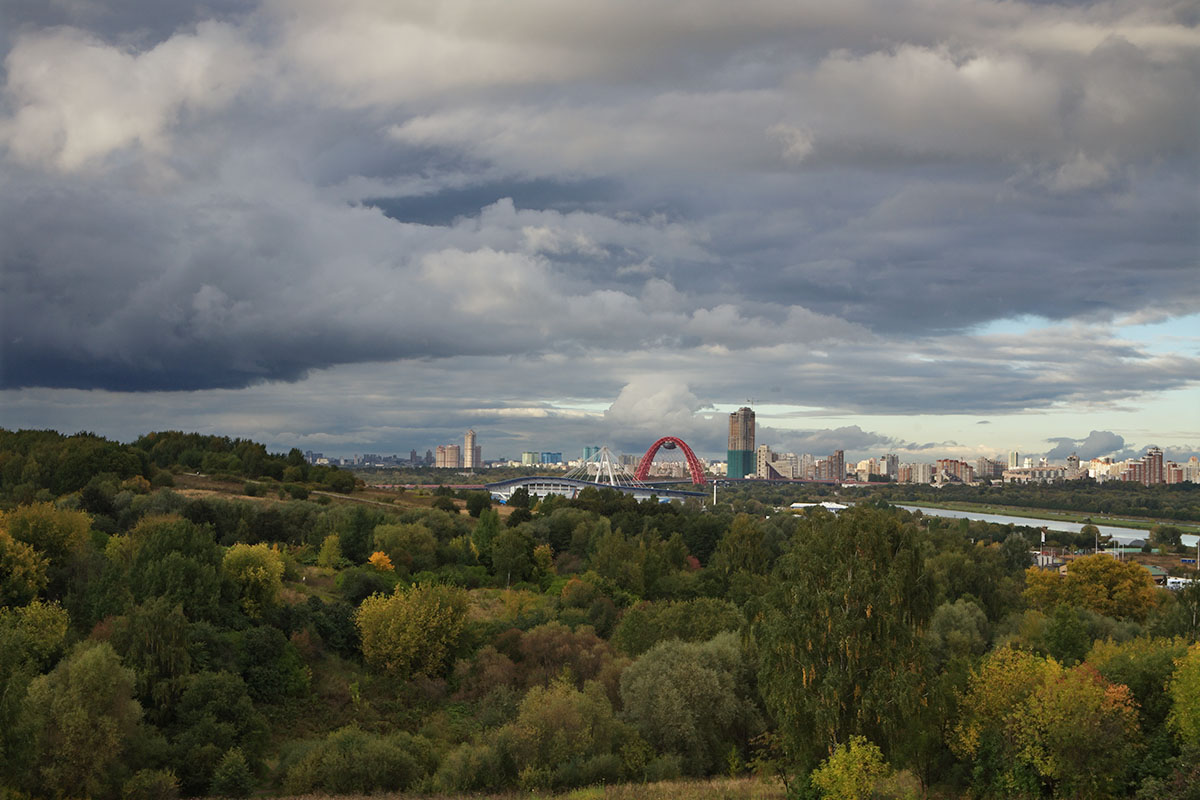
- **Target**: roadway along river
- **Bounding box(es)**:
[896,505,1200,549]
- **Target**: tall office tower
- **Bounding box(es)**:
[463,429,480,469]
[727,406,756,479]
[1143,447,1163,485]
[583,446,601,460]
[1008,450,1020,469]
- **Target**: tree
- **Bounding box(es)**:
[222,543,284,619]
[373,523,437,573]
[953,647,1140,799]
[317,534,342,568]
[492,527,534,586]
[472,509,501,569]
[465,491,492,518]
[24,642,143,799]
[356,583,468,680]
[368,551,394,571]
[126,515,225,622]
[749,507,934,771]
[209,748,253,798]
[810,736,891,800]
[1,502,92,598]
[505,678,634,789]
[0,527,48,607]
[1168,643,1200,748]
[1024,553,1160,620]
[619,633,758,776]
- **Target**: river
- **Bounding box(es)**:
[895,505,1200,549]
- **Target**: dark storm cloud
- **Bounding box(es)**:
[1044,430,1127,461]
[0,0,1196,436]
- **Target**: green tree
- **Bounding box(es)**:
[356,583,468,680]
[317,534,342,568]
[749,507,934,771]
[465,491,492,518]
[24,642,143,799]
[373,523,437,573]
[208,748,253,798]
[472,509,501,568]
[222,543,284,618]
[619,632,758,776]
[126,515,225,622]
[492,527,534,586]
[1168,643,1200,747]
[169,670,268,796]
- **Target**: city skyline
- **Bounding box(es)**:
[0,2,1196,462]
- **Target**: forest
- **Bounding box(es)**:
[1,429,1198,800]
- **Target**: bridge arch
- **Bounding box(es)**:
[634,436,707,486]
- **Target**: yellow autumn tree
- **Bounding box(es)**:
[1023,553,1160,620]
[356,583,468,680]
[368,551,394,572]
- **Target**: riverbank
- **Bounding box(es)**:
[893,498,1200,534]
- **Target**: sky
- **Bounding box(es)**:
[0,0,1197,465]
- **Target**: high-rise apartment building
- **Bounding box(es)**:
[1143,447,1163,485]
[828,449,845,482]
[727,407,755,480]
[435,444,461,468]
[463,429,481,469]
[583,446,601,460]
[1008,450,1020,469]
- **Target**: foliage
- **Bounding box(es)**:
[620,633,759,776]
[316,534,342,568]
[23,642,143,799]
[356,582,469,680]
[1168,643,1200,747]
[612,597,744,657]
[208,748,253,798]
[368,550,395,571]
[953,646,1140,799]
[121,768,180,800]
[1023,554,1161,621]
[373,522,436,572]
[810,735,891,800]
[282,725,436,794]
[750,507,934,771]
[0,526,48,607]
[222,543,284,618]
[504,678,638,789]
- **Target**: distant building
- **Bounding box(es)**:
[1143,447,1164,485]
[1008,450,1020,469]
[463,430,481,469]
[435,444,461,468]
[583,446,601,460]
[727,407,756,480]
[540,452,563,464]
[521,451,541,466]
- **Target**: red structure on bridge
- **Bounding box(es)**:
[634,436,707,486]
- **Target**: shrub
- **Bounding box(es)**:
[208,749,253,798]
[122,769,179,800]
[283,726,435,794]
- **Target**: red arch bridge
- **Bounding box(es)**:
[634,436,707,486]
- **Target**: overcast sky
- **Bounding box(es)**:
[0,0,1197,464]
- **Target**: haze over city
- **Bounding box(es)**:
[0,1,1197,463]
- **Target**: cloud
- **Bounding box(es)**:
[1044,429,1126,460]
[0,0,1195,454]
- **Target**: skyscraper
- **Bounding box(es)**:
[463,429,481,469]
[727,406,755,480]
